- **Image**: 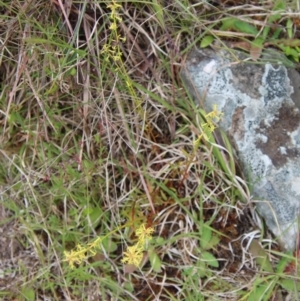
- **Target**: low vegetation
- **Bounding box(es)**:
[1,0,300,300]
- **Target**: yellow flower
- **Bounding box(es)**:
[112,53,122,62]
[109,22,118,31]
[101,44,110,54]
[64,244,87,269]
[64,236,103,268]
[202,121,216,133]
[86,237,103,256]
[206,104,224,121]
[193,135,202,148]
[107,1,121,11]
[121,245,143,266]
[135,224,154,245]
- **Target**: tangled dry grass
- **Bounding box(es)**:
[1,0,300,300]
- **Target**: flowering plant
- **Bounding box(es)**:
[64,223,154,269]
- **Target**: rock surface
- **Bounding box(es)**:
[181,48,300,251]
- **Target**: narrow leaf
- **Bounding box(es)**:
[268,13,282,24]
[276,252,293,274]
[200,226,212,249]
[248,240,273,273]
[202,251,219,268]
[281,279,300,292]
[248,283,274,301]
[271,28,282,39]
[200,35,214,48]
[152,0,164,27]
[197,260,207,278]
[234,20,258,35]
[273,0,286,11]
[262,26,271,40]
[101,237,117,253]
[206,235,220,250]
[20,287,35,301]
[286,18,293,39]
[250,37,264,60]
[149,249,162,273]
[220,18,237,31]
[87,207,102,230]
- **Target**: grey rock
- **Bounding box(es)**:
[181,48,300,250]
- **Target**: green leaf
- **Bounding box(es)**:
[248,240,273,273]
[281,279,300,292]
[69,67,76,76]
[252,37,265,47]
[197,260,207,278]
[148,248,162,273]
[208,235,220,249]
[218,129,236,174]
[276,253,293,273]
[273,0,286,11]
[25,38,86,56]
[266,0,285,32]
[284,46,292,55]
[234,20,258,35]
[279,39,300,47]
[45,82,59,96]
[268,13,282,24]
[250,37,264,60]
[152,236,165,246]
[123,281,134,293]
[87,207,103,230]
[200,226,212,249]
[285,47,300,62]
[202,251,219,268]
[101,237,117,253]
[200,35,214,48]
[220,18,237,31]
[262,26,271,40]
[20,287,35,301]
[271,28,283,39]
[286,18,293,39]
[248,283,273,301]
[152,0,163,27]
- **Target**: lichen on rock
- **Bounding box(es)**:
[181,48,300,250]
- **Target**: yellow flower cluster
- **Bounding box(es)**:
[121,223,154,266]
[63,223,154,269]
[194,104,224,148]
[64,236,102,269]
[101,0,125,64]
[101,0,144,120]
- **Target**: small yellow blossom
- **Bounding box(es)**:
[64,236,103,269]
[64,244,87,269]
[202,121,216,133]
[121,223,154,267]
[120,36,126,43]
[135,224,154,245]
[121,245,143,266]
[115,15,123,23]
[206,104,224,121]
[107,1,121,11]
[101,44,110,54]
[194,104,223,147]
[112,53,122,62]
[86,237,103,256]
[193,135,202,148]
[109,23,118,31]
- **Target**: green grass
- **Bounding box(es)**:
[1,0,300,300]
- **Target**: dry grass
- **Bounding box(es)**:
[1,0,300,300]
